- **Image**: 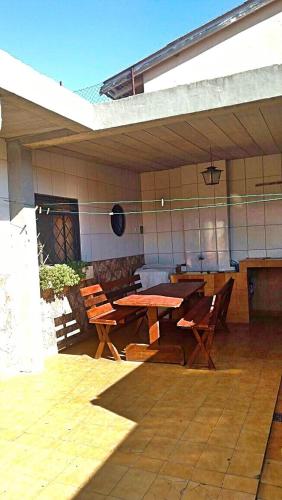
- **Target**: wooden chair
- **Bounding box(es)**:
[80,275,146,361]
[177,278,234,369]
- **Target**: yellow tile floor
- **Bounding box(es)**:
[0,318,281,499]
[258,381,282,499]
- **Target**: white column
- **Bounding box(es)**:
[6,141,44,373]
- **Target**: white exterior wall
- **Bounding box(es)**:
[0,140,44,376]
[141,160,230,271]
[229,153,282,261]
[32,150,143,261]
[0,139,10,268]
[144,7,282,92]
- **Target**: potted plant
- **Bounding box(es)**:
[39,263,82,301]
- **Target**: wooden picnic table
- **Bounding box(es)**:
[114,281,205,364]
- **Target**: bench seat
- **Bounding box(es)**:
[90,306,147,326]
[177,278,234,369]
[177,296,213,329]
[80,274,146,361]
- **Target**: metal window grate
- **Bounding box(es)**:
[35,194,81,264]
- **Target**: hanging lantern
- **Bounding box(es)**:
[201,147,222,185]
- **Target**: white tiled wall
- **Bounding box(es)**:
[32,150,143,262]
[228,154,282,261]
[141,160,231,271]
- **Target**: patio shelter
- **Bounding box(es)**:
[0,48,282,374]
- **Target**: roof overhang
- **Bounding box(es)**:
[100,0,276,99]
[1,64,282,172]
[0,49,95,139]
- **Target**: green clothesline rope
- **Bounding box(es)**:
[37,192,282,206]
[48,195,282,216]
[1,192,282,215]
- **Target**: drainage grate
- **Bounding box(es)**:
[273,412,282,422]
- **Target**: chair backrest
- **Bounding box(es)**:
[80,275,142,322]
[80,284,113,321]
[218,278,234,323]
[207,278,234,329]
[101,274,142,301]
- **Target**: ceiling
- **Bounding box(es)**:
[0,90,88,139]
[31,98,282,172]
[1,89,281,173]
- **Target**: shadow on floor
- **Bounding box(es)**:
[61,317,282,499]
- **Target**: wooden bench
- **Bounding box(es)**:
[177,278,234,369]
[80,274,147,361]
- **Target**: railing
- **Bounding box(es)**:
[74,82,111,104]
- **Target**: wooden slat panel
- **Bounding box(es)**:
[64,141,147,170]
[80,284,103,297]
[54,312,73,327]
[91,305,145,325]
[148,125,208,162]
[126,130,187,165]
[93,136,165,169]
[145,126,195,163]
[84,293,108,308]
[87,302,114,320]
[58,144,145,171]
[56,323,80,338]
[101,274,141,291]
[260,103,282,151]
[106,283,142,301]
[93,137,160,168]
[167,121,224,158]
[177,296,213,327]
[109,133,177,168]
[234,108,280,155]
[88,138,158,169]
[188,116,247,158]
[211,113,263,156]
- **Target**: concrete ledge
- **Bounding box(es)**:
[91,64,282,130]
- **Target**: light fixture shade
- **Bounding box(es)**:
[201,165,222,185]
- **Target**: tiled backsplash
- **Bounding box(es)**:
[32,150,144,262]
[229,154,282,261]
[141,160,231,271]
[141,153,282,270]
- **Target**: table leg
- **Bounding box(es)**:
[147,307,160,344]
[126,306,184,364]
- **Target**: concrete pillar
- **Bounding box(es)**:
[0,138,19,375]
[4,141,44,374]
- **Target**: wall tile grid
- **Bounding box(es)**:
[141,160,231,271]
[229,154,282,261]
[32,150,143,262]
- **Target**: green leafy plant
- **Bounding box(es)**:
[39,264,81,297]
[66,260,88,279]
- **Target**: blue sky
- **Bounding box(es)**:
[1,0,241,91]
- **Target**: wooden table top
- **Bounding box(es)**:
[114,282,204,309]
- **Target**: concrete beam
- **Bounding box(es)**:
[22,64,282,149]
[0,49,95,130]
